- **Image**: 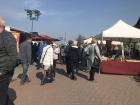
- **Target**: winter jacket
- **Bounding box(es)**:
[0,30,18,73]
[64,45,71,57]
[40,45,53,68]
[68,46,80,63]
[87,44,101,67]
[36,42,46,57]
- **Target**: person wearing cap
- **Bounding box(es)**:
[0,17,18,104]
[68,41,80,80]
[87,38,102,81]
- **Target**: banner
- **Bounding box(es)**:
[12,32,20,53]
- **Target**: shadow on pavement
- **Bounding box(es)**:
[133,74,140,83]
[8,88,16,105]
[55,68,68,77]
[77,72,88,80]
[36,72,43,81]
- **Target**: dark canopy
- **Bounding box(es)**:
[134,17,140,29]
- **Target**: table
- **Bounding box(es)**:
[100,60,140,75]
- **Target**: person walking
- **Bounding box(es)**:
[68,41,80,80]
[40,42,53,85]
[65,40,73,76]
[31,42,38,64]
[0,17,18,105]
[19,37,32,85]
[52,43,60,77]
[87,38,102,81]
[36,41,46,69]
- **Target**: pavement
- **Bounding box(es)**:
[9,64,140,105]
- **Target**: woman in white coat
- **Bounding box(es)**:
[40,43,53,85]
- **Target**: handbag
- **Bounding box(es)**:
[94,57,100,68]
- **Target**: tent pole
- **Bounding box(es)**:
[101,34,103,55]
[121,42,125,60]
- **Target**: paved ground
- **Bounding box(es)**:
[9,64,140,105]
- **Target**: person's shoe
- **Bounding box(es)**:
[88,79,96,83]
[74,76,77,80]
[71,75,77,80]
[20,80,25,85]
[48,77,54,83]
[26,77,31,83]
[88,78,94,81]
[41,80,45,85]
[67,74,71,78]
[52,73,55,78]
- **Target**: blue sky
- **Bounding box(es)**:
[0,0,140,40]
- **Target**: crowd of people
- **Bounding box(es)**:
[19,38,102,85]
[0,17,102,104]
[29,39,102,83]
[64,39,102,80]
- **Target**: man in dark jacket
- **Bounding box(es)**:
[68,41,80,80]
[19,37,32,84]
[0,17,18,105]
[65,40,73,76]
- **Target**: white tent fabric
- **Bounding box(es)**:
[84,37,123,45]
[95,20,140,39]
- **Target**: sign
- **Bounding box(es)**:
[12,32,20,53]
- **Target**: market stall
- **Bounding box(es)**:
[95,20,140,75]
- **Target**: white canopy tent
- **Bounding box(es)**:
[84,37,123,45]
[95,20,140,59]
[95,20,140,40]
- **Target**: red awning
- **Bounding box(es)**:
[32,35,59,41]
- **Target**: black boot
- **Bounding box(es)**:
[89,69,95,81]
[41,80,45,85]
[71,74,77,80]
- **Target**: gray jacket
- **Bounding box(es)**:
[19,40,31,64]
[87,44,101,67]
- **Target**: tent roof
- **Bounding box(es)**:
[32,35,60,41]
[95,20,140,39]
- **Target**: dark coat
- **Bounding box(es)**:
[0,30,18,73]
[19,40,31,64]
[68,46,80,63]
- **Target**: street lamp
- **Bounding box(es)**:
[25,9,41,32]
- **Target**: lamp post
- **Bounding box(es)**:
[25,9,41,32]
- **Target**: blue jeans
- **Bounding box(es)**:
[21,63,29,82]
